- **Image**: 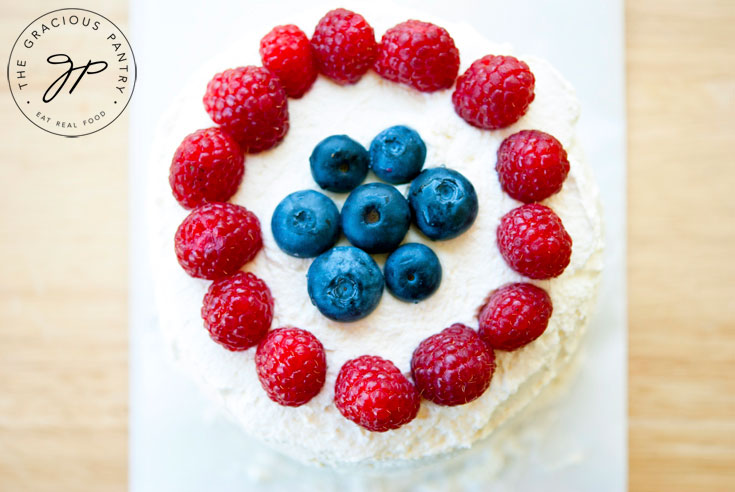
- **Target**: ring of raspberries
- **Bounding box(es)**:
[168,8,574,433]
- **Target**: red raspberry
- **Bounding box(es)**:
[496,130,570,203]
[334,355,419,432]
[452,55,535,130]
[311,8,378,85]
[169,128,245,209]
[374,20,460,92]
[175,202,262,280]
[255,327,327,406]
[203,66,289,153]
[259,25,318,98]
[410,324,495,406]
[201,272,273,351]
[479,283,553,351]
[497,204,572,280]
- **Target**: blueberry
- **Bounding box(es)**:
[384,243,442,303]
[341,183,411,254]
[408,167,479,240]
[369,125,427,184]
[310,135,369,192]
[307,246,384,322]
[271,190,340,258]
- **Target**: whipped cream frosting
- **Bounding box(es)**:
[148,4,603,467]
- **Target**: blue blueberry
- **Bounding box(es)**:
[307,246,384,322]
[384,243,442,303]
[408,167,479,241]
[369,125,427,184]
[310,135,369,192]
[271,190,340,258]
[341,183,411,254]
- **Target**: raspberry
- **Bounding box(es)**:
[374,20,460,92]
[201,272,273,351]
[203,66,289,153]
[497,203,572,280]
[255,327,327,406]
[174,202,262,280]
[334,355,419,432]
[169,128,245,209]
[479,283,553,351]
[496,130,570,203]
[452,55,535,130]
[259,25,318,98]
[311,8,377,85]
[410,324,495,406]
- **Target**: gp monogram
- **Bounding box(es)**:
[7,8,137,137]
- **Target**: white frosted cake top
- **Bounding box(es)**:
[148,4,603,467]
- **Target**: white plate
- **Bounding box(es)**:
[129,1,626,490]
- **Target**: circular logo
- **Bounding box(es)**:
[7,8,137,137]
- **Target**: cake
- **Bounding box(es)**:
[148,3,603,469]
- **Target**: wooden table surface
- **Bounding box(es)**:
[1,0,733,491]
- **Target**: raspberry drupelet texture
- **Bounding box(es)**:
[411,324,495,406]
[496,130,570,203]
[479,283,553,351]
[201,272,273,351]
[374,20,460,92]
[255,327,327,406]
[174,202,262,280]
[169,127,245,209]
[259,25,318,98]
[335,355,420,432]
[452,55,535,130]
[203,66,289,153]
[497,203,572,280]
[311,8,378,85]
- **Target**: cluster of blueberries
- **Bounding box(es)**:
[271,125,478,322]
